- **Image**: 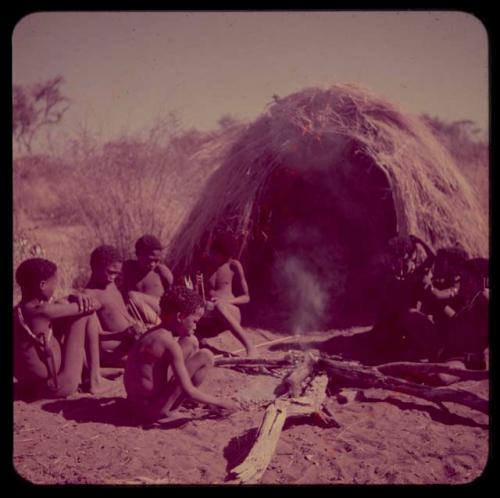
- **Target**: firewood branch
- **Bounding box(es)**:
[318,357,488,415]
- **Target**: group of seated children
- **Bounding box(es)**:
[368,233,489,383]
[14,232,251,420]
[13,229,489,420]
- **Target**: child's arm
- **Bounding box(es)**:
[426,278,461,301]
[35,298,101,321]
[157,264,174,289]
[99,325,141,341]
[224,260,250,305]
[167,339,239,411]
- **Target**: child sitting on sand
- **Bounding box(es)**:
[122,234,174,325]
[124,286,239,423]
[188,231,257,357]
[367,234,437,361]
[13,258,113,398]
[430,255,489,382]
[85,245,147,367]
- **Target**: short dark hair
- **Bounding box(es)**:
[388,236,416,257]
[90,245,122,271]
[135,234,163,255]
[15,258,57,291]
[160,286,204,317]
[211,231,239,259]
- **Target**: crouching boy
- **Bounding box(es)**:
[124,286,239,423]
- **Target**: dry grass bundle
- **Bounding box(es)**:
[168,83,488,276]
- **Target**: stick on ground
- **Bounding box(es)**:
[319,357,488,415]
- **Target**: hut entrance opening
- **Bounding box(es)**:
[243,148,397,332]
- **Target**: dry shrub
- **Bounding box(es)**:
[13,121,222,297]
[70,129,222,258]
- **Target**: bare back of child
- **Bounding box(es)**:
[124,286,239,424]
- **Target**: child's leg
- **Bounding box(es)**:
[215,303,256,356]
[50,315,89,397]
[84,313,116,393]
[52,314,112,397]
[141,339,214,422]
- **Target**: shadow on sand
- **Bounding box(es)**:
[41,396,140,427]
[41,396,224,430]
[360,394,489,429]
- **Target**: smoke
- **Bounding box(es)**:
[271,223,349,334]
[273,252,328,336]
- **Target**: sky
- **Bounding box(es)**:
[12,11,489,151]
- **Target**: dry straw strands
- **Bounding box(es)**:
[168,83,487,275]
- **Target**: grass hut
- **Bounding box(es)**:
[168,84,488,331]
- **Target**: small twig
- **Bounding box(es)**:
[214,357,292,368]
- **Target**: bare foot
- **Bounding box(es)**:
[246,346,259,358]
[89,376,117,395]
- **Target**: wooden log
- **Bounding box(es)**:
[214,357,292,368]
[216,335,296,358]
[226,401,288,484]
[226,374,330,484]
[376,361,489,382]
[319,357,488,415]
[282,351,317,397]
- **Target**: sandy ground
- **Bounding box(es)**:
[13,328,489,485]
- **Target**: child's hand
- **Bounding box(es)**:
[70,293,100,313]
[213,399,240,415]
[126,323,145,340]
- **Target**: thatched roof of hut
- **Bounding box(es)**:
[167,84,488,329]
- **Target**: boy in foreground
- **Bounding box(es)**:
[13,258,114,398]
[124,286,239,424]
[85,245,146,367]
[122,234,174,325]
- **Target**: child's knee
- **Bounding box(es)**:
[179,335,199,355]
[198,348,214,367]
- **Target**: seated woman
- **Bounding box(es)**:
[14,258,114,399]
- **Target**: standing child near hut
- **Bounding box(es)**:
[124,286,239,423]
[190,231,257,357]
[122,234,174,325]
[13,258,114,398]
[85,245,147,367]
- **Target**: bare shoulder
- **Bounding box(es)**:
[145,326,173,343]
[229,259,245,272]
[157,264,173,277]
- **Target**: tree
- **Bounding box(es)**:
[13,76,70,154]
